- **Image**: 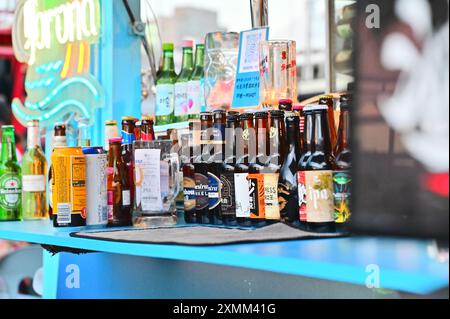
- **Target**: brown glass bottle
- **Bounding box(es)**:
[121,117,135,212]
[319,95,337,151]
[279,115,301,226]
[334,94,352,229]
[141,116,155,141]
[264,110,286,223]
[195,113,213,224]
[209,110,227,225]
[48,123,67,220]
[220,113,239,226]
[248,112,269,227]
[107,138,132,226]
[234,113,254,227]
[300,105,336,233]
[182,131,197,224]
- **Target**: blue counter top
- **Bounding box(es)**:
[0,220,448,295]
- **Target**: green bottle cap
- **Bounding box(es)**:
[163,43,174,51]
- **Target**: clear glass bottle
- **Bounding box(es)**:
[22,120,48,220]
[174,40,194,123]
[155,43,178,126]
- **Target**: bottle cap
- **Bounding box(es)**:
[181,40,194,48]
[109,138,122,144]
[163,43,174,51]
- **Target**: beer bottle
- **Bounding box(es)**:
[248,111,268,227]
[195,113,213,224]
[141,116,155,141]
[134,118,141,141]
[235,113,254,227]
[121,117,135,212]
[220,113,239,226]
[264,110,286,223]
[48,123,67,219]
[298,105,336,233]
[334,94,352,230]
[209,110,226,225]
[319,95,337,150]
[22,120,48,220]
[188,44,206,118]
[0,126,22,221]
[278,115,301,225]
[183,124,197,224]
[156,43,177,125]
[174,40,194,123]
[107,138,132,226]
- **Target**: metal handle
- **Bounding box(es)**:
[250,0,269,28]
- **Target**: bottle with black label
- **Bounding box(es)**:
[209,110,226,225]
[264,110,286,223]
[182,129,197,224]
[278,114,301,226]
[248,111,269,228]
[234,113,254,227]
[220,113,239,226]
[195,112,214,224]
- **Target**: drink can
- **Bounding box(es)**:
[83,147,108,227]
[51,147,87,227]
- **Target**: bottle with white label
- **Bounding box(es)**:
[155,43,177,126]
[22,120,48,220]
[174,40,194,123]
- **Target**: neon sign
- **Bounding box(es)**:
[12,0,104,128]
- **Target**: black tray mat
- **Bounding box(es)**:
[70,223,347,247]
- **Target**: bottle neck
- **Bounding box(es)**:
[286,119,300,160]
[53,136,67,149]
[225,121,238,161]
[181,47,193,71]
[337,109,350,149]
[27,126,40,149]
[303,113,314,153]
[194,46,204,69]
[270,118,285,155]
[1,130,17,162]
[314,111,332,153]
[109,143,122,162]
[255,117,269,156]
[162,50,175,73]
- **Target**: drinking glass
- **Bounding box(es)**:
[204,32,240,111]
[260,40,298,108]
[133,140,180,227]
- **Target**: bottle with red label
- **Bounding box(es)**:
[297,105,336,233]
[141,116,156,141]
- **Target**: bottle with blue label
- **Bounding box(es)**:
[156,43,177,126]
[174,40,194,123]
[187,44,206,118]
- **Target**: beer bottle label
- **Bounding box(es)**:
[187,80,202,115]
[264,173,280,220]
[156,84,175,116]
[234,173,250,218]
[121,130,136,146]
[208,172,221,210]
[195,173,209,210]
[141,132,153,141]
[22,175,45,193]
[333,171,352,224]
[297,171,334,223]
[278,182,299,222]
[174,82,190,116]
[0,173,22,210]
[183,176,196,213]
[220,172,236,216]
[248,174,265,219]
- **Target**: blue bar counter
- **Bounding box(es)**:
[0,220,448,299]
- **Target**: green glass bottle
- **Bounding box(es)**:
[0,126,22,221]
[188,44,206,119]
[174,40,194,123]
[155,43,178,126]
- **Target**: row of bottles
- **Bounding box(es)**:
[155,42,206,126]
